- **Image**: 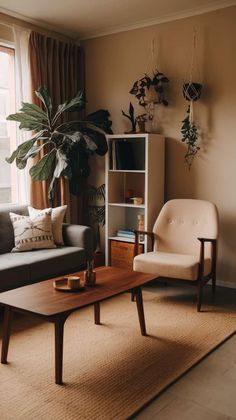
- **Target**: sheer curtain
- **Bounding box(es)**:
[13,25,31,204]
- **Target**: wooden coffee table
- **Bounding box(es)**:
[0,266,157,384]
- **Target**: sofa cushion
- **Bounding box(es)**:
[28,205,67,246]
[18,246,85,281]
[10,210,56,252]
[0,253,30,291]
[0,247,85,292]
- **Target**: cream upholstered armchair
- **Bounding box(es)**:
[133,199,218,311]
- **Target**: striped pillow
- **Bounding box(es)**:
[10,210,56,252]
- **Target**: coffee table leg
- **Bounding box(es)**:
[54,315,67,385]
[1,305,13,364]
[94,302,100,325]
[133,287,147,336]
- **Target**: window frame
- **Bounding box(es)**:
[0,44,17,203]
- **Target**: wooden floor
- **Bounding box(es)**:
[134,282,236,420]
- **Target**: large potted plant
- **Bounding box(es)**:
[6,86,112,200]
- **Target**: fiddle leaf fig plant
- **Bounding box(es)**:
[6,86,112,200]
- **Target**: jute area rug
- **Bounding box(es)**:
[0,288,235,420]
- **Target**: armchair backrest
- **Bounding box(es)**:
[153,199,218,257]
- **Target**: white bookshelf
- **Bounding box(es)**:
[105,133,165,266]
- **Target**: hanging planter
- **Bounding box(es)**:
[183,82,202,102]
[129,70,169,108]
[181,29,202,169]
[181,83,202,169]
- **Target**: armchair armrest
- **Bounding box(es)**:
[62,224,94,261]
[197,237,217,278]
[198,237,217,243]
[133,230,154,257]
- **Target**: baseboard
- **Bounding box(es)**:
[217,279,236,289]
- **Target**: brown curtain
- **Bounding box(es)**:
[29,31,85,223]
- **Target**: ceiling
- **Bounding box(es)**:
[0,0,235,40]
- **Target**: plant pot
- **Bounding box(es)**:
[183,83,202,101]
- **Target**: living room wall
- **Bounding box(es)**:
[82,6,236,287]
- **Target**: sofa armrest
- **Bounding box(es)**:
[62,223,94,261]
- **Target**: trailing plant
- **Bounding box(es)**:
[181,105,200,169]
[129,70,169,107]
[6,86,112,200]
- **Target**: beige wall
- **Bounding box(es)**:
[83,6,236,286]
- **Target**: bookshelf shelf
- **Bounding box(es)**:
[105,133,165,267]
[108,170,145,173]
[108,203,145,208]
[108,236,145,244]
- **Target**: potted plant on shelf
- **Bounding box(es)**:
[121,102,147,133]
[6,86,112,200]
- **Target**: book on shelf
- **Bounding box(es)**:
[109,139,135,170]
[117,229,135,238]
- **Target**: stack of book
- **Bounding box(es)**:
[109,140,135,170]
[116,229,135,239]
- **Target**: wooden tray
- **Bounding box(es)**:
[53,278,85,292]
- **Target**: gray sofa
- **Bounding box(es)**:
[0,204,94,292]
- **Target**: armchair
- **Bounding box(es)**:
[133,199,219,311]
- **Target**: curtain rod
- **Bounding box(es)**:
[0,13,80,45]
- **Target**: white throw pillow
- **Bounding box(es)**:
[28,205,67,246]
[10,210,56,252]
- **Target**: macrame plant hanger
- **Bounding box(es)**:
[181,28,202,168]
[144,38,159,122]
[183,29,202,122]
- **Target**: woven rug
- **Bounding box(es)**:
[0,288,235,420]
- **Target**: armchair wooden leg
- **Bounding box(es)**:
[197,280,203,312]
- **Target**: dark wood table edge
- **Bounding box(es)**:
[1,286,146,385]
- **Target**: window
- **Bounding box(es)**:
[0,45,16,203]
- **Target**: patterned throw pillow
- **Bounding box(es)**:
[28,205,67,245]
[10,210,56,252]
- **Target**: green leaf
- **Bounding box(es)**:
[24,142,47,160]
[6,113,45,131]
[6,131,47,164]
[129,102,134,119]
[85,109,113,134]
[79,129,107,156]
[52,90,85,125]
[29,149,56,181]
[6,149,18,164]
[35,86,52,116]
[83,134,97,152]
[53,149,68,178]
[58,90,85,114]
[62,164,72,180]
[63,131,83,143]
[20,102,48,120]
[16,157,27,169]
